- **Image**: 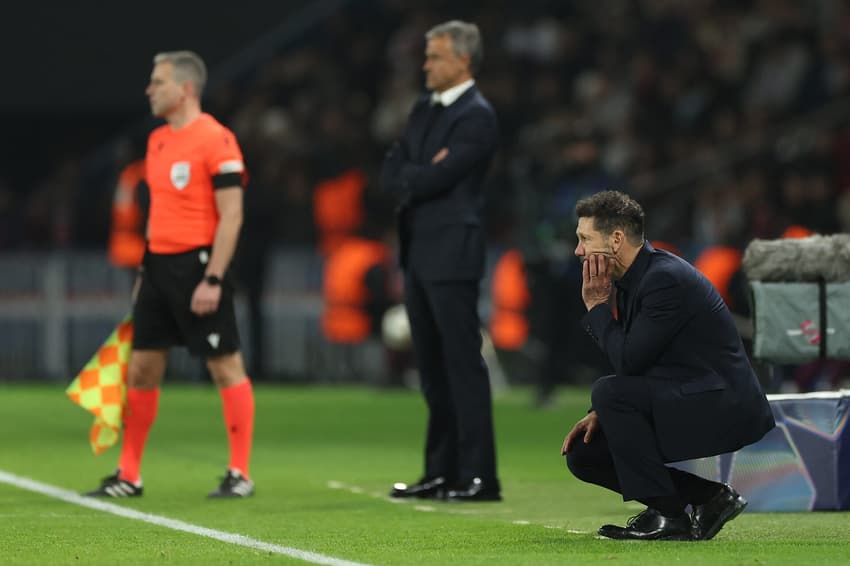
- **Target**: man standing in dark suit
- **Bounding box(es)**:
[381,20,501,502]
[562,191,775,540]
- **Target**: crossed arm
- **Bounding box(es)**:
[380,107,497,203]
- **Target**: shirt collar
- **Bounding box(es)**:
[431,79,475,107]
[616,240,654,292]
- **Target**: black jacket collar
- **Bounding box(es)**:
[616,240,654,292]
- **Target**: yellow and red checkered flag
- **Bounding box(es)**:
[66,315,133,455]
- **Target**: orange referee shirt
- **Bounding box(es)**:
[145,113,244,253]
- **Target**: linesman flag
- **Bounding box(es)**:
[66,315,133,454]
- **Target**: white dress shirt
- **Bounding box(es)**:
[431,79,475,107]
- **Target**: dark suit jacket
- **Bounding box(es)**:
[582,242,775,462]
[380,86,498,280]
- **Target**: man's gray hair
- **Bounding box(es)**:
[426,20,483,75]
[153,50,207,97]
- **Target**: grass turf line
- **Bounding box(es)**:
[0,383,848,565]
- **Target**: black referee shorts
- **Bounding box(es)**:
[133,246,240,357]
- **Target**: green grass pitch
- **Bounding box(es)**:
[0,383,847,565]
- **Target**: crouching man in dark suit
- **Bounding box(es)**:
[381,20,501,502]
[561,191,774,540]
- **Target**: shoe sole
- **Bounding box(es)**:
[84,493,142,498]
[446,498,502,503]
[445,494,502,502]
[208,493,254,498]
[596,532,694,542]
[388,491,444,499]
[598,531,693,541]
[701,497,747,540]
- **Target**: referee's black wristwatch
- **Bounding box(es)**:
[204,274,222,286]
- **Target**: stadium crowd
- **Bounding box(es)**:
[3,0,850,390]
[5,0,850,255]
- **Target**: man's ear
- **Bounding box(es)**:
[182,80,196,99]
[612,230,624,253]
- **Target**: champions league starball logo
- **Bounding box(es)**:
[800,320,821,345]
[785,320,835,345]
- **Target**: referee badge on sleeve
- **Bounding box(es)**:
[170,162,191,190]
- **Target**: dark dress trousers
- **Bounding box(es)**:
[380,86,499,483]
[573,242,775,501]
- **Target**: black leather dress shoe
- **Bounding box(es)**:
[389,476,449,499]
[692,484,747,540]
[445,477,502,502]
[598,508,693,541]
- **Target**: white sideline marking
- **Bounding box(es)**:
[326,480,583,531]
[0,470,370,566]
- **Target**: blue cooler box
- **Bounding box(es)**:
[673,391,850,511]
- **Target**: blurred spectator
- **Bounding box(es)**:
[107,157,148,271]
[313,167,368,257]
[320,196,402,383]
[11,0,850,258]
[7,0,850,391]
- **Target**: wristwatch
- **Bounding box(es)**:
[204,274,222,286]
